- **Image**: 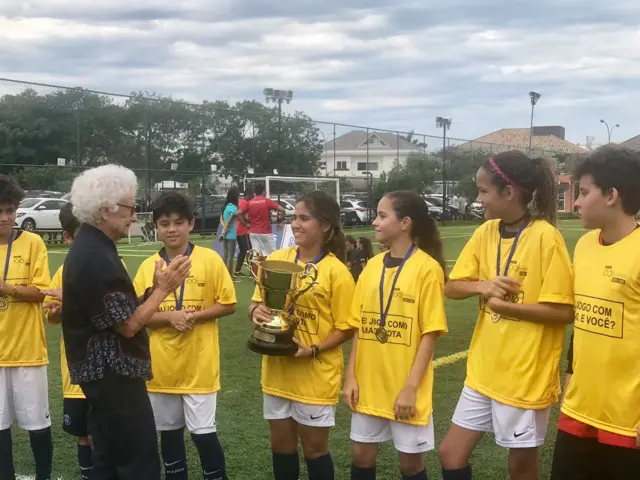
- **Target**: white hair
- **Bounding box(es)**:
[71,164,137,224]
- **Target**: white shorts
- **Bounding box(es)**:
[452,385,551,448]
[149,392,218,435]
[263,393,336,428]
[250,233,277,256]
[0,366,51,431]
[350,412,435,454]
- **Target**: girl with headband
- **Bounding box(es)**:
[438,150,575,480]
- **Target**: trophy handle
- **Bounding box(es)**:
[292,262,319,302]
[245,248,263,281]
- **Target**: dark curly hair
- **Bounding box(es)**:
[151,191,195,224]
[0,175,24,207]
[573,145,640,215]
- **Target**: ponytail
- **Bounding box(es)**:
[531,156,558,226]
[385,190,447,277]
[414,215,447,277]
[483,151,559,226]
[325,225,346,263]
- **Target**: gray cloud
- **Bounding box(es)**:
[0,0,638,145]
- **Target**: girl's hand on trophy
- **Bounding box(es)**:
[292,338,312,359]
[251,304,274,326]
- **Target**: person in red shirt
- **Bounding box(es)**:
[238,185,285,256]
[234,188,254,277]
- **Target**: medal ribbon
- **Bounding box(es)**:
[378,244,416,329]
[160,242,193,311]
[496,222,526,277]
[3,230,14,282]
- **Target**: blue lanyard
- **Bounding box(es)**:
[160,243,193,311]
[294,249,326,266]
[3,230,14,283]
[496,223,526,276]
[378,244,415,328]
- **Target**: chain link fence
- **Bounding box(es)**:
[0,77,586,237]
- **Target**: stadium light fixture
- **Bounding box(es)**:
[528,91,541,154]
[600,119,620,143]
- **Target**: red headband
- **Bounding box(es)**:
[488,157,531,194]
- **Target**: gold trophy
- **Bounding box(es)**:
[246,249,318,356]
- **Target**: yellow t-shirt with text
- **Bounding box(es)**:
[45,265,84,398]
[251,248,355,405]
[347,249,448,426]
[562,229,640,437]
[133,244,237,394]
[0,231,51,367]
[449,219,574,409]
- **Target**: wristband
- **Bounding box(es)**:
[311,344,320,359]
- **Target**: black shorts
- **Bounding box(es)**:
[63,398,90,438]
[551,430,640,480]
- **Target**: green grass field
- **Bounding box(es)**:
[11,220,588,479]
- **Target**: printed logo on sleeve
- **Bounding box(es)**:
[574,294,624,339]
[359,311,413,347]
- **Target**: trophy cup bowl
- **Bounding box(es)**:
[246,249,318,356]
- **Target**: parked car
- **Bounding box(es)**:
[271,198,296,222]
[343,210,360,227]
[340,199,374,225]
[15,198,69,231]
[193,197,226,233]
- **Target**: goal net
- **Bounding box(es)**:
[127,211,157,244]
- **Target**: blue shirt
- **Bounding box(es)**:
[223,203,238,240]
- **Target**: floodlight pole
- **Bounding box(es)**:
[528,91,541,155]
[600,119,620,143]
[264,88,293,161]
[436,117,452,223]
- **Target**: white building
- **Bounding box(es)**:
[322,130,420,179]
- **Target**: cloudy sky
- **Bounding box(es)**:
[1,0,639,146]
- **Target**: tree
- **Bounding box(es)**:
[375,153,438,196]
[444,148,493,199]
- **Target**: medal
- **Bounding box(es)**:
[375,326,389,343]
[0,296,8,312]
[160,243,193,311]
[377,244,416,344]
[492,222,526,322]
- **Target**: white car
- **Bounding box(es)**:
[15,198,69,231]
[340,199,374,224]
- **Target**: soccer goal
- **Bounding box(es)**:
[242,176,340,204]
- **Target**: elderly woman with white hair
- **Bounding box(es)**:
[61,165,192,480]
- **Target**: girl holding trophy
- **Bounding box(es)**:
[343,190,448,480]
[248,191,355,480]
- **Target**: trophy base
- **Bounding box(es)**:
[247,336,298,356]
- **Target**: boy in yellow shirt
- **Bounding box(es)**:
[43,202,92,479]
[0,174,52,480]
[133,192,237,480]
[551,146,640,479]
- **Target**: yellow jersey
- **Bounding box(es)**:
[0,231,51,367]
[347,249,447,426]
[251,247,355,405]
[449,219,574,409]
[133,244,237,394]
[562,229,640,437]
[45,266,84,399]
